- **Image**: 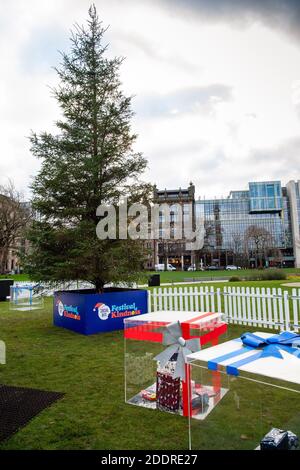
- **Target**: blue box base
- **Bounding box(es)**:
[53,288,148,335]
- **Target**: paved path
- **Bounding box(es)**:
[139,279,229,288]
[281,282,300,287]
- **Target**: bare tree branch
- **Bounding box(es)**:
[0,180,31,273]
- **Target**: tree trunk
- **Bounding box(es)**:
[0,247,8,274]
[94,279,105,294]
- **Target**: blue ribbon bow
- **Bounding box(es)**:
[208,331,300,376]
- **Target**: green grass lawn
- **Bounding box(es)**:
[148,279,299,291]
[0,274,31,282]
[3,267,300,286]
[145,267,300,284]
[0,295,299,450]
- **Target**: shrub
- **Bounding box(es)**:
[247,270,287,281]
[246,275,260,281]
[259,270,287,281]
[229,276,241,282]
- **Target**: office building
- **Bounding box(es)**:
[153,180,300,269]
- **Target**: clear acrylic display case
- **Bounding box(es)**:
[10,284,44,311]
[124,310,227,417]
[187,332,300,450]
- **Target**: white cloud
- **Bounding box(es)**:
[0,0,300,200]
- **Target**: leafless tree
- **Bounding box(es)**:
[229,232,246,267]
[244,225,274,268]
[270,246,283,267]
[0,181,31,273]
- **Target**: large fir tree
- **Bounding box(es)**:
[25,5,150,292]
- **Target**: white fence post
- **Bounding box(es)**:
[266,288,272,328]
[272,288,279,330]
[217,288,222,313]
[194,286,199,312]
[179,287,183,310]
[240,287,246,325]
[236,286,242,324]
[256,287,262,328]
[284,290,290,331]
[174,287,178,310]
[189,286,194,311]
[200,286,204,312]
[261,287,267,328]
[147,289,152,313]
[292,288,299,332]
[158,287,163,311]
[163,287,168,311]
[153,287,158,312]
[210,286,215,312]
[278,288,284,331]
[223,286,228,320]
[232,287,237,323]
[246,287,251,326]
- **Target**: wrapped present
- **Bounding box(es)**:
[188,331,300,382]
[187,332,300,450]
[156,371,181,412]
[124,310,227,417]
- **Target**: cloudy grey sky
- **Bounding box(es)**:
[1,0,300,199]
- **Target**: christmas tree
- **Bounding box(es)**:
[25,5,150,292]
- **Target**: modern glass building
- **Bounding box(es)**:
[151,180,300,269]
[286,180,300,268]
[248,181,283,212]
[195,180,299,268]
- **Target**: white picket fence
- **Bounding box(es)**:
[148,286,300,332]
[14,280,95,296]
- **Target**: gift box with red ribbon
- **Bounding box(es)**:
[124,310,227,417]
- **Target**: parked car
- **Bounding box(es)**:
[206,265,219,271]
[226,265,241,270]
[167,264,176,271]
[154,264,164,271]
[187,265,197,271]
[155,263,176,271]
